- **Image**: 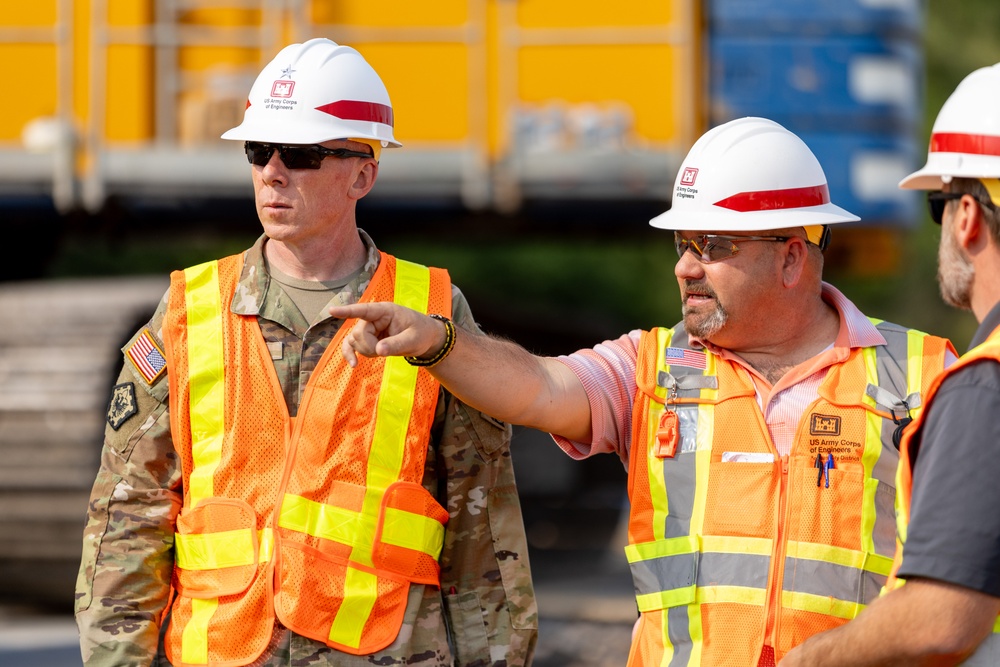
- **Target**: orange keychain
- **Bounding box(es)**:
[655,409,680,458]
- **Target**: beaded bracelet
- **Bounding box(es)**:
[404,314,456,368]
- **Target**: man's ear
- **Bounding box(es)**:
[348,160,378,201]
[781,236,810,288]
[954,194,986,254]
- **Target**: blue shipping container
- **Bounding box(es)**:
[710,33,922,133]
[709,0,923,38]
[798,131,922,227]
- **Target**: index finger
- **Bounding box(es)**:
[328,302,388,321]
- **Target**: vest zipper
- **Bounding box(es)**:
[763,454,790,659]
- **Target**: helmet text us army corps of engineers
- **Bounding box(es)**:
[900,62,1000,191]
[222,37,399,151]
[650,117,859,233]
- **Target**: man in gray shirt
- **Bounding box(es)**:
[780,63,1000,667]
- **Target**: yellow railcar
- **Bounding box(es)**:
[0,0,700,213]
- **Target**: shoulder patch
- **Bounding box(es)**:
[107,382,138,431]
[125,328,167,385]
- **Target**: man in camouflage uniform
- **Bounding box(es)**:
[76,38,537,667]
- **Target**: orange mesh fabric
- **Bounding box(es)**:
[777,608,849,657]
[625,611,665,667]
[274,541,346,642]
[701,603,766,666]
[163,254,282,666]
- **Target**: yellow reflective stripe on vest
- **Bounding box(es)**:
[280,493,359,546]
[906,329,925,402]
[382,507,446,558]
[648,328,672,542]
[349,258,430,567]
[175,529,255,570]
[259,527,274,564]
[329,567,379,650]
[184,260,226,507]
[860,347,884,556]
[785,540,893,575]
[331,259,432,650]
[180,260,226,665]
[183,598,217,665]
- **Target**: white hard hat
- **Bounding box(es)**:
[900,63,1000,190]
[650,117,859,232]
[222,38,400,148]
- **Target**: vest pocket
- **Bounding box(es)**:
[373,481,449,586]
[174,497,258,598]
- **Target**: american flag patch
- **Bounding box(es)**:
[665,347,707,370]
[126,329,167,384]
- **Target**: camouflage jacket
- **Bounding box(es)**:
[75,232,538,666]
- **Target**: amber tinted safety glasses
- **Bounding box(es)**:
[674,232,791,264]
[244,141,373,169]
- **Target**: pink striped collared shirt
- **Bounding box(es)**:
[553,283,892,462]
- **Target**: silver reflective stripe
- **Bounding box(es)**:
[870,325,921,557]
[870,480,897,557]
[657,328,710,540]
[631,551,696,598]
[700,552,770,589]
[865,383,921,416]
[782,557,886,603]
[658,371,718,392]
[666,605,694,667]
[630,550,770,597]
[663,447,697,539]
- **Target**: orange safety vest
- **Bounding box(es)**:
[161,251,452,666]
[887,324,1000,664]
[626,323,952,666]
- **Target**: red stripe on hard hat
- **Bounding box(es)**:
[930,132,1000,157]
[713,184,830,212]
[316,100,394,127]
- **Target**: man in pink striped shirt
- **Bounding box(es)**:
[332,117,955,666]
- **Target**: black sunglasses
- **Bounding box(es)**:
[926,192,964,225]
[244,141,373,170]
[674,232,791,263]
[926,191,997,225]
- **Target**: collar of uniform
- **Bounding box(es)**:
[229,230,383,320]
[970,299,1000,350]
[821,281,886,350]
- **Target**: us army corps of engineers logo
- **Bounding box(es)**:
[107,382,138,431]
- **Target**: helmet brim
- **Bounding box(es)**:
[649,202,860,231]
